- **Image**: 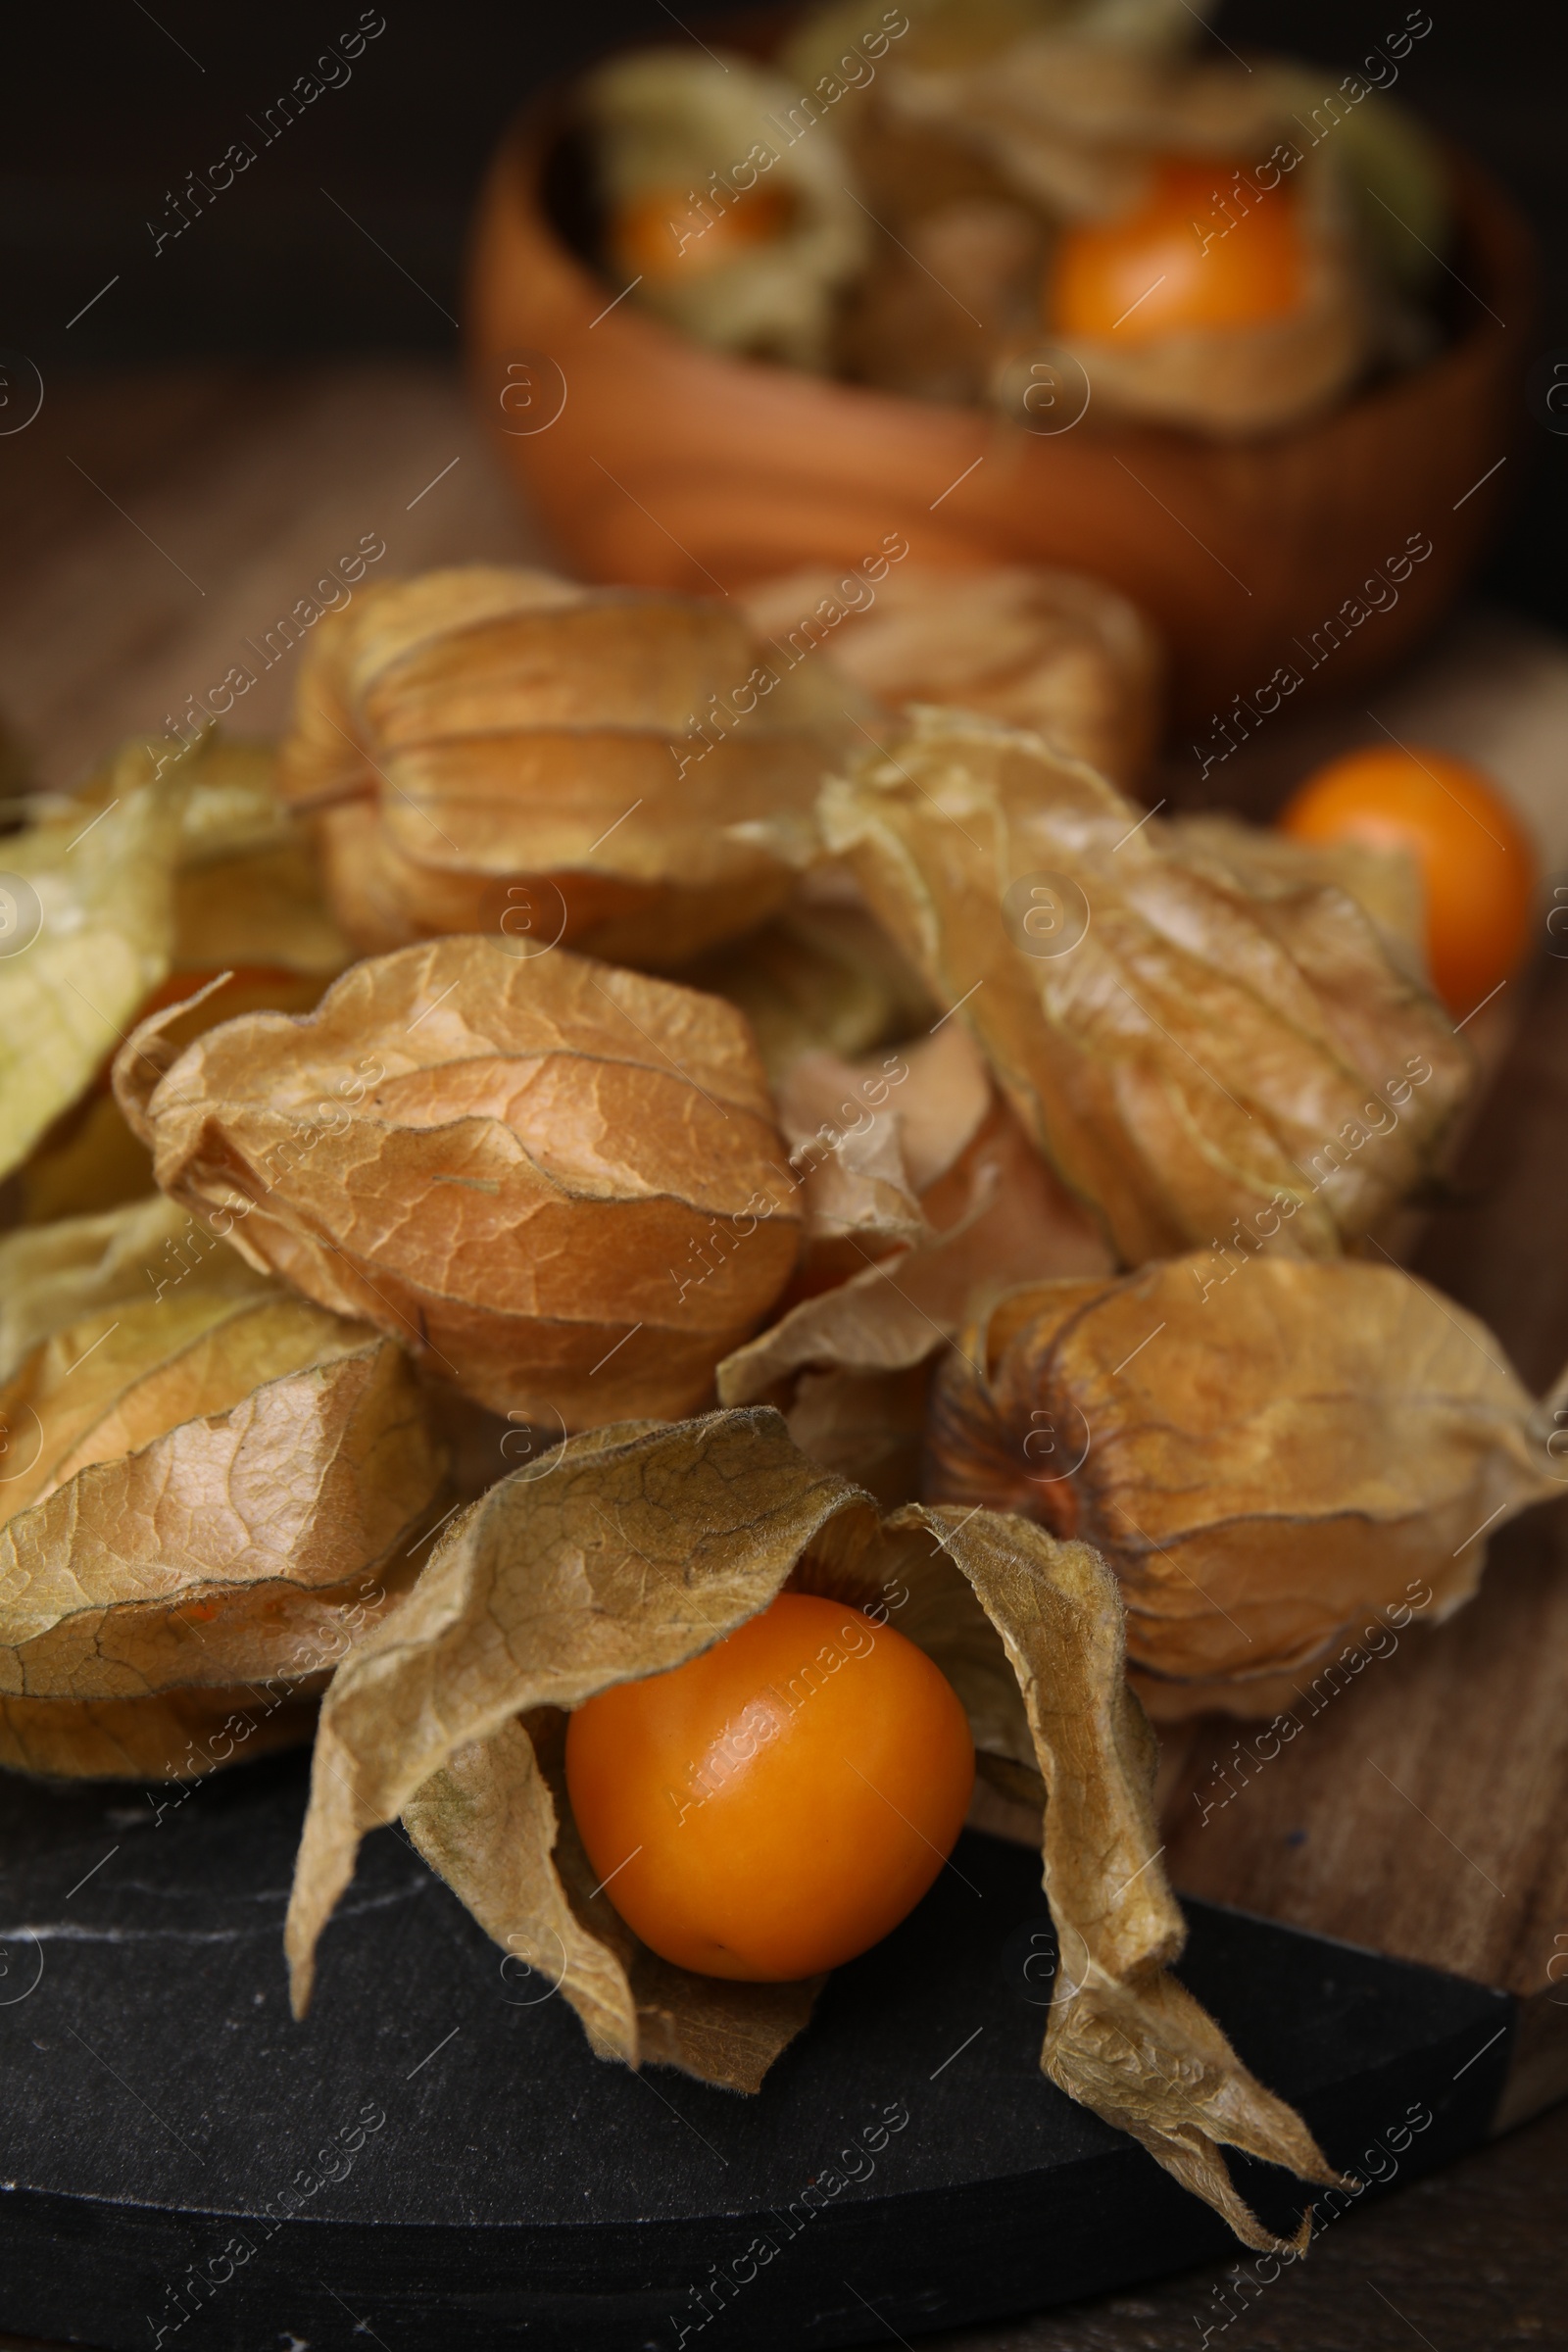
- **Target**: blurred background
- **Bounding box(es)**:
[5,0,1566,625]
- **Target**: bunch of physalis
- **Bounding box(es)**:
[0,726,448,1781]
[2,563,1560,2257]
[584,0,1454,433]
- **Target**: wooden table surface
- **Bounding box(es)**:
[2,360,1565,2352]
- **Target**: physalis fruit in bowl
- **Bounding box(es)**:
[1048,156,1309,342]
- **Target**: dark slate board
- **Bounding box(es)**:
[0,1749,1511,2351]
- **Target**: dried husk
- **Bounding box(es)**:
[819,709,1468,1266]
[834,193,1051,406]
[0,1242,446,1774]
[277,568,855,969]
[405,1711,824,2094]
[285,1408,1340,2246]
[113,937,803,1426]
[719,1022,1110,1501]
[1264,64,1450,301]
[8,733,352,1227]
[682,895,937,1089]
[782,0,1069,102]
[1172,813,1429,993]
[819,0,1214,249]
[0,1196,253,1386]
[167,734,353,983]
[777,1361,936,1510]
[776,1023,992,1268]
[285,1411,848,2082]
[0,740,185,1186]
[723,1091,1106,1382]
[9,1090,161,1233]
[925,1253,1563,1717]
[584,49,870,369]
[740,564,1163,786]
[892,1503,1342,2248]
[884,26,1289,217]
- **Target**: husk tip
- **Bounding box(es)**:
[287,1965,314,2023]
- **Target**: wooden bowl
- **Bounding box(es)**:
[466,58,1535,731]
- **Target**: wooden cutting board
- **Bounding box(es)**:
[1,363,1566,2351]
